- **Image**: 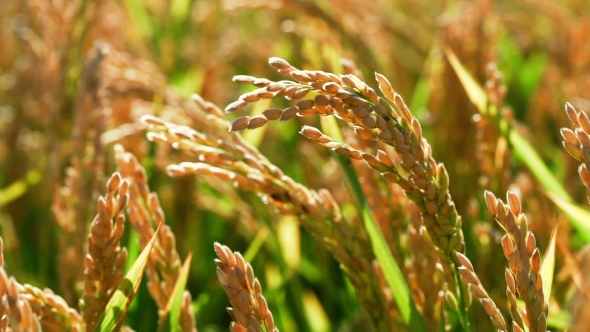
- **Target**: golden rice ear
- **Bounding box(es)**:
[454,251,507,330]
[561,102,590,203]
[214,243,278,332]
[485,191,547,332]
[79,172,128,331]
[1,237,82,331]
[210,58,479,330]
[143,84,400,327]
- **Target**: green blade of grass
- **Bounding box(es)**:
[124,230,141,276]
[546,307,572,330]
[444,48,487,114]
[320,116,426,330]
[243,226,270,262]
[158,251,193,332]
[0,170,41,207]
[123,229,142,318]
[445,47,590,241]
[545,193,590,242]
[509,131,569,198]
[94,225,161,332]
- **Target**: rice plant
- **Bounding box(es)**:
[1,1,590,331]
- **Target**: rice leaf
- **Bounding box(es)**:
[244,226,270,262]
[94,225,160,332]
[509,131,569,198]
[158,252,193,332]
[540,223,557,306]
[545,193,590,242]
[444,47,487,114]
[0,170,41,207]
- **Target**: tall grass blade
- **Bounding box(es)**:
[444,48,487,114]
[545,193,590,242]
[0,171,41,207]
[158,252,193,332]
[540,223,558,307]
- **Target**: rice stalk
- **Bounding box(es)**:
[114,145,197,331]
[454,251,507,331]
[561,102,590,202]
[484,190,548,332]
[214,242,278,332]
[225,57,470,321]
[230,57,466,261]
[79,172,129,330]
[473,62,512,193]
[52,42,110,304]
[142,95,397,329]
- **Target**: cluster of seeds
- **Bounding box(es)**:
[455,251,507,331]
[0,264,41,331]
[144,95,398,329]
[484,190,547,332]
[0,237,40,331]
[3,237,82,332]
[473,62,512,190]
[214,243,278,332]
[226,57,465,264]
[80,172,129,331]
[18,284,84,331]
[226,57,390,133]
[561,102,590,202]
[223,57,473,320]
[141,115,341,221]
[483,62,507,107]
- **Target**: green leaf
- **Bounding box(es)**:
[546,307,572,330]
[124,229,141,274]
[545,193,590,242]
[170,0,191,24]
[517,52,548,101]
[123,229,142,316]
[0,170,41,207]
[498,32,548,107]
[158,252,193,332]
[409,46,438,117]
[444,47,487,114]
[94,225,161,332]
[320,116,427,330]
[244,227,270,262]
[509,132,570,198]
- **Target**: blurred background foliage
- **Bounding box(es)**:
[1,0,590,331]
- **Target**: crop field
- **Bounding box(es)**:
[1,1,590,331]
